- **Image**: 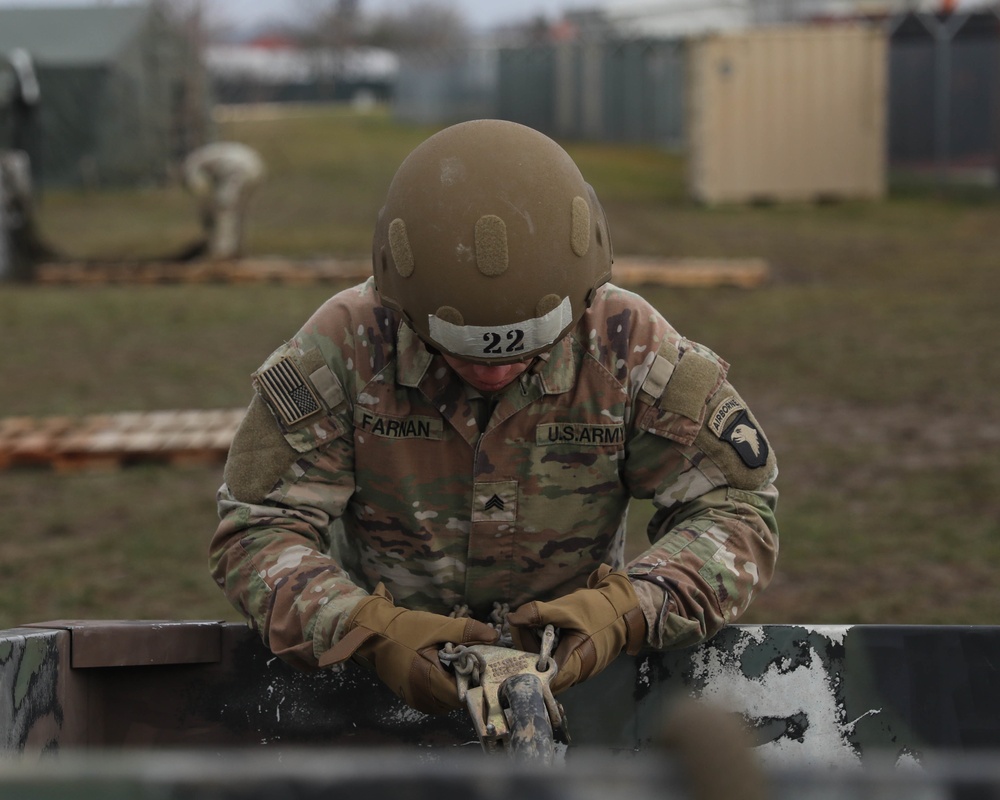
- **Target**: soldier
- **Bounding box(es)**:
[182,141,264,260]
[210,120,778,715]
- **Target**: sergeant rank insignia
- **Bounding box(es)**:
[709,397,769,469]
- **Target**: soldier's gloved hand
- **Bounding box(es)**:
[318,584,498,714]
[507,565,645,694]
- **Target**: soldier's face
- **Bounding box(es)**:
[443,355,531,393]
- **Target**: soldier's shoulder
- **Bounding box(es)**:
[576,283,678,378]
[589,281,658,315]
[303,278,387,333]
[588,283,681,338]
[292,279,399,374]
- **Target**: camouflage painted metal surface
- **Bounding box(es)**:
[211,278,778,670]
[3,621,1000,764]
[0,627,63,752]
[501,672,557,764]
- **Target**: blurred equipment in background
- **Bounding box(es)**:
[2,49,41,174]
[659,697,768,800]
[0,48,43,281]
[0,4,210,188]
[183,142,264,261]
[0,150,49,282]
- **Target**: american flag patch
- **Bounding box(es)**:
[256,357,322,428]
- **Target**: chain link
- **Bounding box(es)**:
[448,601,515,646]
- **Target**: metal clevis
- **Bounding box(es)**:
[440,624,569,762]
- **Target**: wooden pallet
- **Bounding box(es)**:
[613,256,770,289]
[0,409,245,472]
[34,259,371,286]
[36,256,770,289]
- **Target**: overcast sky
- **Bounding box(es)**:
[236,0,612,30]
[0,0,625,32]
[1,0,992,33]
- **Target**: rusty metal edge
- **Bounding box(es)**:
[19,620,226,669]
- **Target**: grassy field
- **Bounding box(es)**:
[2,105,998,630]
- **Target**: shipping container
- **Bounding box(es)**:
[687,24,887,204]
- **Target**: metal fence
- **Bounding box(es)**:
[391,9,1000,183]
[888,9,1000,176]
[393,46,498,127]
[395,37,686,150]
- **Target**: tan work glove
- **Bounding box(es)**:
[507,565,645,694]
[318,584,498,714]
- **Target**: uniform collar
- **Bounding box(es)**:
[533,334,577,395]
[395,320,434,388]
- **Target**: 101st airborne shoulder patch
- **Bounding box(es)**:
[256,356,323,429]
[708,396,769,469]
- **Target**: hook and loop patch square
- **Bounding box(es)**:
[472,480,518,523]
[256,356,323,429]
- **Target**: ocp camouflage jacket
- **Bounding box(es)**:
[211,279,778,670]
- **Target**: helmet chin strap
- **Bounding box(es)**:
[428,296,573,362]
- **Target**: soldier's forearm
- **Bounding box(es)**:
[211,489,368,670]
[627,484,778,649]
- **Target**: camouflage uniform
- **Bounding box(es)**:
[183,142,264,260]
[211,277,778,671]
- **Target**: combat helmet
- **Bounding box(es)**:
[372,119,613,364]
